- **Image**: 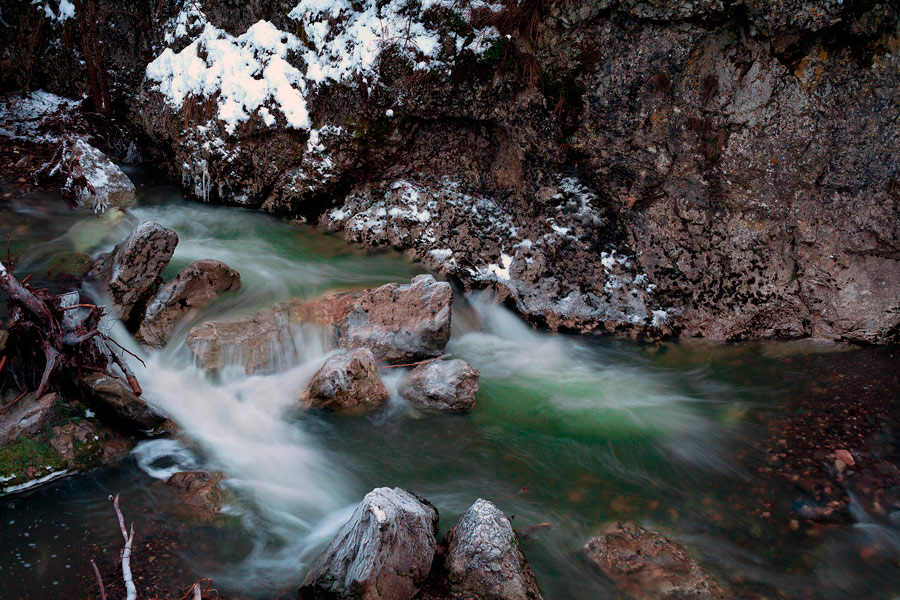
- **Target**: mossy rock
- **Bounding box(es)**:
[48,252,94,278]
[0,438,67,489]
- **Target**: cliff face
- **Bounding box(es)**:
[3,0,899,342]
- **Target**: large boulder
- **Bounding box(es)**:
[443,499,543,600]
[137,259,241,348]
[403,359,479,412]
[0,392,57,445]
[187,275,452,374]
[70,138,137,213]
[582,523,726,600]
[89,221,178,326]
[324,274,452,364]
[299,348,389,412]
[80,372,166,431]
[165,471,225,522]
[300,487,439,600]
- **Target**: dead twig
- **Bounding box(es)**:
[0,355,7,374]
[0,389,29,412]
[110,494,137,600]
[382,354,451,369]
[514,522,553,540]
[90,559,107,600]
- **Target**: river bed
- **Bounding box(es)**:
[1,170,899,600]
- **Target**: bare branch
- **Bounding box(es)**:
[90,559,107,600]
[110,494,137,600]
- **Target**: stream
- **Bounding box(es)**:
[2,169,899,600]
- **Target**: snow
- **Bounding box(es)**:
[0,90,79,143]
[2,471,70,494]
[35,1,76,24]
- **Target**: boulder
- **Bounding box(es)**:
[324,274,452,364]
[137,259,241,348]
[187,275,452,374]
[47,252,94,279]
[403,359,479,412]
[165,471,225,522]
[300,348,389,412]
[70,139,137,213]
[0,392,57,445]
[89,221,178,326]
[443,499,543,600]
[186,302,302,374]
[80,372,166,431]
[300,487,439,600]
[582,523,726,600]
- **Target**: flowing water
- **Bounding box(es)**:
[1,171,899,600]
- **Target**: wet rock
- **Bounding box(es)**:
[321,275,452,364]
[187,275,451,373]
[186,301,306,374]
[582,523,726,600]
[69,139,137,213]
[89,221,178,326]
[80,372,166,431]
[0,327,6,352]
[301,487,439,600]
[300,348,389,412]
[403,360,479,412]
[47,252,94,279]
[137,259,241,348]
[443,499,543,600]
[165,471,225,522]
[0,392,57,445]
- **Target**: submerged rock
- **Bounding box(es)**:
[89,221,178,326]
[165,471,225,522]
[80,372,166,431]
[300,348,389,412]
[137,259,241,348]
[443,499,543,600]
[301,487,439,600]
[403,359,479,412]
[70,139,137,213]
[582,523,726,600]
[186,301,305,374]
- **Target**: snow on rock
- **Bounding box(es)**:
[0,90,79,143]
[323,175,672,333]
[34,1,76,24]
[70,139,137,213]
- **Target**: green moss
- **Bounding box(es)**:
[73,437,103,468]
[0,439,66,489]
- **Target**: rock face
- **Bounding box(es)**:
[443,499,543,600]
[89,221,178,326]
[165,471,225,522]
[582,523,726,600]
[80,372,166,431]
[187,275,452,374]
[300,487,439,600]
[137,259,241,347]
[300,349,389,412]
[70,138,137,213]
[403,360,479,412]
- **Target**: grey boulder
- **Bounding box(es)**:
[299,348,389,412]
[403,359,479,412]
[80,372,166,431]
[300,487,439,600]
[70,139,137,213]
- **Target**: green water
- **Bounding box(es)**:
[1,171,899,600]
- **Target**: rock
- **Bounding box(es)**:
[0,327,6,352]
[324,275,452,364]
[186,301,303,374]
[165,471,225,522]
[403,359,479,412]
[834,449,855,467]
[300,348,389,412]
[89,221,178,326]
[300,487,439,600]
[80,372,166,431]
[70,138,137,213]
[0,392,57,445]
[582,523,726,600]
[187,275,451,374]
[47,252,94,279]
[443,499,543,600]
[137,259,241,348]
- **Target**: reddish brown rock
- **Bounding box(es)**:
[165,470,225,522]
[583,523,726,600]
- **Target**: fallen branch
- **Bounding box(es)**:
[181,578,215,600]
[90,559,107,600]
[110,493,137,600]
[0,389,29,412]
[381,354,452,369]
[0,355,6,374]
